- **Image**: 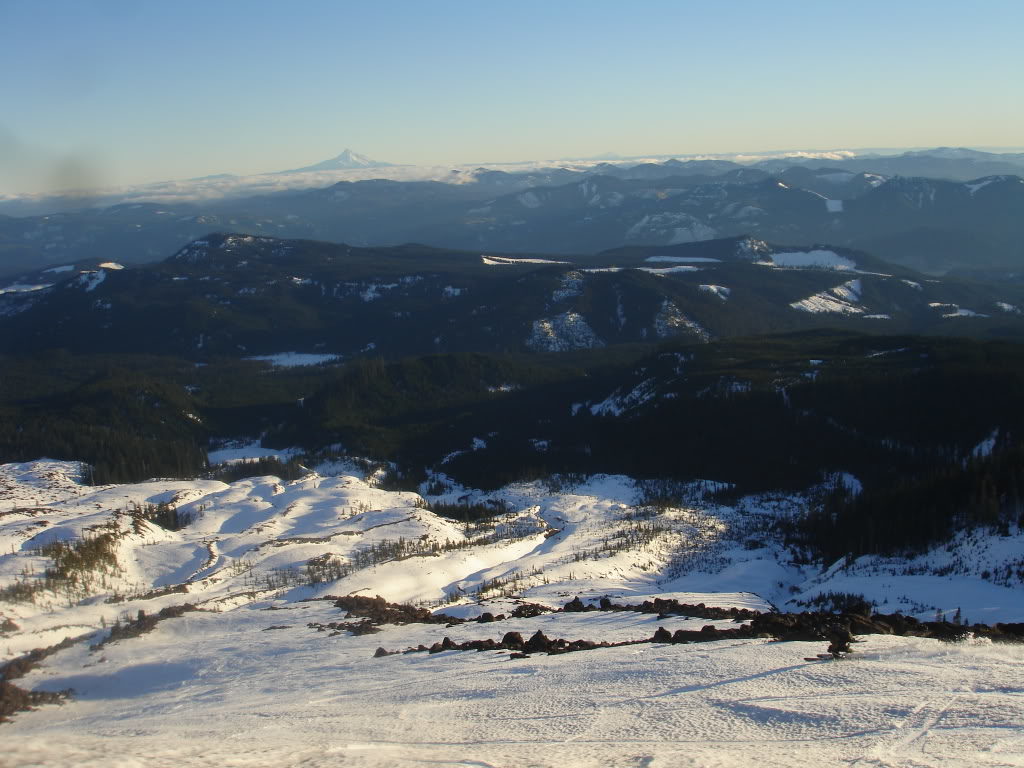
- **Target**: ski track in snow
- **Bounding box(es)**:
[1,459,1023,766]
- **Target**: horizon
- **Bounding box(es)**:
[2,0,1023,196]
[2,143,1024,205]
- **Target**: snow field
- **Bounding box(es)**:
[3,460,1024,765]
[7,598,1024,767]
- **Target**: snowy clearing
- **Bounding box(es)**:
[638,265,701,276]
[481,255,570,266]
[206,441,304,465]
[244,352,341,367]
[644,256,722,264]
[763,250,857,270]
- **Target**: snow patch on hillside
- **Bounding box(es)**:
[551,271,584,302]
[764,250,857,270]
[790,279,865,315]
[481,255,570,266]
[736,237,771,260]
[626,213,716,244]
[526,311,604,352]
[831,278,862,303]
[639,265,700,276]
[699,284,731,300]
[655,299,709,341]
[929,302,989,318]
[964,177,998,195]
[0,282,52,295]
[972,428,999,458]
[517,190,542,208]
[645,256,721,264]
[590,379,657,416]
[359,281,399,302]
[71,270,106,292]
[244,352,340,367]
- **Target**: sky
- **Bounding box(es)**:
[1,0,1022,195]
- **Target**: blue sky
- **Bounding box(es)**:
[1,0,1022,194]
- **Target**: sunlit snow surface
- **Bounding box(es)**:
[10,612,1024,768]
[2,460,1024,766]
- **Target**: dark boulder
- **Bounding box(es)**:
[501,631,525,650]
[511,603,550,619]
[524,630,551,653]
[652,626,674,643]
[564,596,587,612]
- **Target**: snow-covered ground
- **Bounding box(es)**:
[2,460,1023,765]
[9,603,1024,768]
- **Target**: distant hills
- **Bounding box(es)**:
[2,233,1022,359]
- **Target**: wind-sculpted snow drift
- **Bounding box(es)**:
[1,459,1023,766]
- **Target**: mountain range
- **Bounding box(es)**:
[1,152,1022,282]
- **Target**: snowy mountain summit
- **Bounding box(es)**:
[282,148,391,173]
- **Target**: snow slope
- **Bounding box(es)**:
[7,604,1023,768]
[2,460,1023,765]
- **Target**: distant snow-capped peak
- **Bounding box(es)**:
[284,149,391,173]
[321,149,378,168]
